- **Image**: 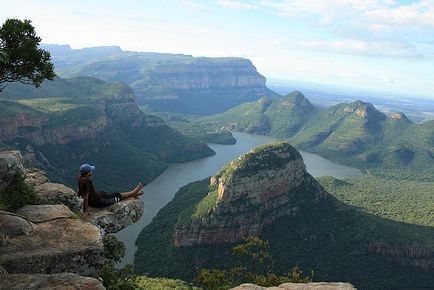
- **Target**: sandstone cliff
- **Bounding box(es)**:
[149,58,266,90]
[42,45,279,114]
[173,142,327,246]
[0,150,145,289]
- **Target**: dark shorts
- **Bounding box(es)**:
[96,191,122,208]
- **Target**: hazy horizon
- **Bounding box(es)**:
[1,0,434,98]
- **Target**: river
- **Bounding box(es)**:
[115,132,365,265]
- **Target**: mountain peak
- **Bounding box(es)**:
[340,100,386,120]
[389,112,410,121]
[173,142,327,246]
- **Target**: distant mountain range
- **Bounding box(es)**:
[188,91,434,180]
[41,44,278,115]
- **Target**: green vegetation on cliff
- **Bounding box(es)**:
[192,93,434,181]
[134,145,434,290]
[139,106,236,145]
[0,76,215,190]
[196,91,316,138]
[318,176,434,227]
[41,44,279,114]
[0,174,38,211]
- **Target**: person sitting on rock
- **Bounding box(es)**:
[77,163,144,217]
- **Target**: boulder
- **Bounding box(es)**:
[0,273,106,290]
[35,183,82,213]
[0,211,34,238]
[24,168,50,186]
[0,151,24,190]
[230,283,357,290]
[0,211,104,275]
[16,205,74,223]
[89,197,144,234]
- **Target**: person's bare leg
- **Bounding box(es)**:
[119,183,144,199]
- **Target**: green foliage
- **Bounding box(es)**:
[318,176,434,227]
[136,276,202,290]
[0,173,38,211]
[99,261,138,290]
[103,235,126,263]
[190,189,218,220]
[99,235,139,290]
[0,19,55,90]
[215,142,300,183]
[0,99,43,117]
[1,76,133,104]
[195,91,316,138]
[135,176,434,290]
[194,237,312,290]
[138,107,236,145]
[194,96,434,181]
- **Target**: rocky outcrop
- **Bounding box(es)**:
[0,151,24,190]
[0,150,148,289]
[0,207,104,275]
[89,198,144,234]
[35,182,82,213]
[173,143,328,246]
[231,282,357,290]
[16,204,74,223]
[389,112,409,120]
[24,167,50,186]
[0,273,105,290]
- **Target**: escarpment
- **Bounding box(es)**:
[173,143,327,246]
[0,150,144,289]
[42,45,279,114]
[0,77,214,189]
[149,58,267,89]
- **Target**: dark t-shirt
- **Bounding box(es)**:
[77,175,101,207]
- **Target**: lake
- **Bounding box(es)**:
[115,132,365,265]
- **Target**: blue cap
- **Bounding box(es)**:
[80,164,95,174]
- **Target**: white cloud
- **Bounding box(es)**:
[292,39,421,57]
[364,0,434,29]
[215,0,259,10]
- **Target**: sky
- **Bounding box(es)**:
[1,0,434,98]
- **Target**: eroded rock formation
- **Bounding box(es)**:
[0,149,145,289]
[173,142,327,246]
[0,273,105,290]
[89,198,144,234]
[0,207,104,275]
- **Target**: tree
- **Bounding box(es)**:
[0,19,55,91]
[194,236,313,290]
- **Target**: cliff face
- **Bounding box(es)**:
[0,111,107,145]
[149,59,266,89]
[173,143,327,246]
[0,150,145,289]
[42,45,279,114]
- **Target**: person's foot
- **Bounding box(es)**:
[133,190,144,198]
[133,183,144,193]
